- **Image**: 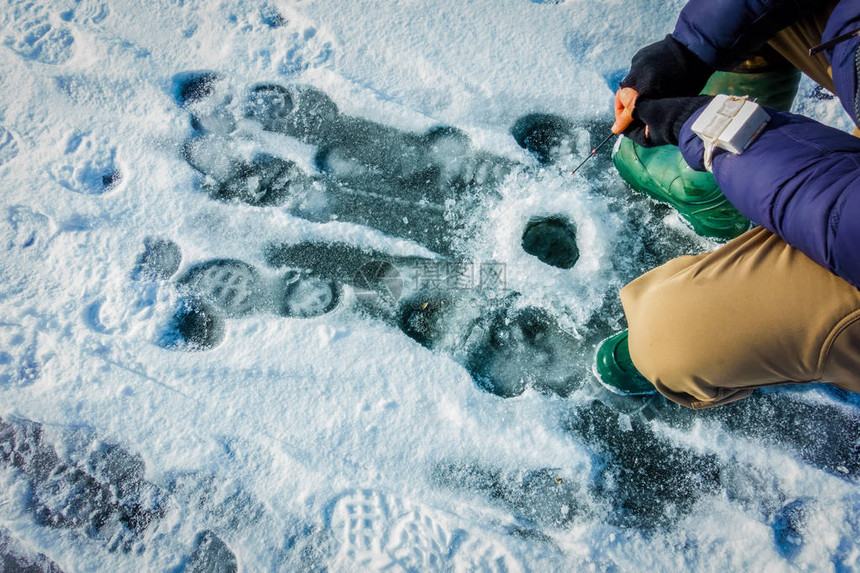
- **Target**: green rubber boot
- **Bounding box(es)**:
[594,330,656,396]
[613,51,801,241]
[613,139,751,240]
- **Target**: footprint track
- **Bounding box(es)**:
[3,1,76,66]
[61,1,111,27]
[0,323,41,387]
[4,206,55,257]
[237,3,335,76]
[328,489,523,572]
[50,131,123,195]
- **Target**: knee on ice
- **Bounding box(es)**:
[621,278,715,390]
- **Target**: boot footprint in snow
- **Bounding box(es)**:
[176,75,516,256]
[265,240,588,397]
[243,82,340,144]
[278,270,342,318]
[264,240,423,321]
[176,258,341,321]
[137,239,341,351]
[182,137,328,217]
[177,259,267,318]
[241,81,510,199]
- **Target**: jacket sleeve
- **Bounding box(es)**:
[822,1,860,126]
[680,107,860,289]
[672,0,822,70]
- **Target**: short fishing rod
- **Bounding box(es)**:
[570,132,617,176]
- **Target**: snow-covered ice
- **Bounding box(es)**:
[1,0,859,571]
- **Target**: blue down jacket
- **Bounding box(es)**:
[672,0,860,288]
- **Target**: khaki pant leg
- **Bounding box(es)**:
[620,227,860,409]
[767,1,839,93]
[768,1,860,139]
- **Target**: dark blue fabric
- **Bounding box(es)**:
[856,47,860,120]
[672,0,822,70]
[673,0,860,125]
[822,0,860,124]
[680,107,860,288]
[671,0,860,288]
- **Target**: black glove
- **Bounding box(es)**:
[620,35,714,99]
[624,95,713,148]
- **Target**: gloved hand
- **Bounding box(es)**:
[612,35,713,134]
[624,95,713,148]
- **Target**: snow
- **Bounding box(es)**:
[1,0,859,571]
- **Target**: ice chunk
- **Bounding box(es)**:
[0,528,64,572]
[772,498,810,559]
[187,530,238,573]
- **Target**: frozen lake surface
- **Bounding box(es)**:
[0,0,858,571]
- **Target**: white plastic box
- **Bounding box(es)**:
[690,94,770,171]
